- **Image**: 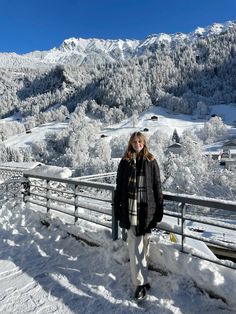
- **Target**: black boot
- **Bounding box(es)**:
[134,285,148,300]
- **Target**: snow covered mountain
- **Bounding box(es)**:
[0,21,236,68]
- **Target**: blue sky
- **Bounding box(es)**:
[1,0,236,54]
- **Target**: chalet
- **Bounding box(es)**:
[220,139,236,170]
[100,134,108,138]
[222,139,236,157]
[150,115,158,121]
[166,143,182,155]
[143,128,149,132]
[223,138,236,149]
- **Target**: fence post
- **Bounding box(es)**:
[111,189,118,240]
[22,175,30,204]
[46,179,50,213]
[180,202,186,252]
[74,184,79,223]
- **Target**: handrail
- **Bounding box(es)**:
[164,192,236,212]
[22,171,236,270]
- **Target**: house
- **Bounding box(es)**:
[219,139,236,169]
[143,128,149,132]
[222,138,236,149]
[166,143,182,155]
[150,115,158,121]
[100,134,108,138]
[222,139,236,158]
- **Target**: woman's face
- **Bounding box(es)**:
[131,136,144,153]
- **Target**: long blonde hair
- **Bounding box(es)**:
[123,132,154,161]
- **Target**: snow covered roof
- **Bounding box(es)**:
[0,161,43,170]
[223,139,236,147]
[168,143,182,148]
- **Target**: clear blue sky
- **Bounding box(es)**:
[1,0,236,54]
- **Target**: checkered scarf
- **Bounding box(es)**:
[128,155,146,226]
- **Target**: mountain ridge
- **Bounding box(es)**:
[1,20,236,68]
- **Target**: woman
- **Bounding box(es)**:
[114,131,163,300]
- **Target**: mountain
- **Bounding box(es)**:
[1,21,236,68]
[1,20,236,121]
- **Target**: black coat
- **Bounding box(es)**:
[114,158,163,235]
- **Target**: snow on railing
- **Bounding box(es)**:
[22,171,118,240]
[0,166,24,181]
[21,171,236,270]
[0,176,28,200]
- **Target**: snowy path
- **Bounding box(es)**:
[0,200,235,314]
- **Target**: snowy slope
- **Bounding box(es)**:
[103,106,206,138]
[3,104,236,150]
[4,122,67,148]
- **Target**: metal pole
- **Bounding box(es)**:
[180,202,186,252]
[74,184,79,223]
[22,176,30,204]
[46,180,50,213]
[111,189,118,240]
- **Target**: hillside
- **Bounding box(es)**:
[3,104,236,149]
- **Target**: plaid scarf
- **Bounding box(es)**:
[128,155,146,226]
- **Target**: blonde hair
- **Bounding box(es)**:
[123,132,154,161]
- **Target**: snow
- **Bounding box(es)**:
[4,122,68,148]
[1,103,236,313]
[1,21,235,68]
[3,104,236,149]
[0,199,235,313]
[26,165,72,179]
[0,161,43,170]
[102,106,207,140]
[209,103,236,124]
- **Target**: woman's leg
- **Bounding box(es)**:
[144,232,151,266]
[127,226,149,286]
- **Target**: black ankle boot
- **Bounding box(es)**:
[134,285,147,300]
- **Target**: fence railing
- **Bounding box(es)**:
[23,171,118,240]
[0,166,24,181]
[22,171,236,270]
[160,192,236,270]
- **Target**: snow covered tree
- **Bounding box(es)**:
[195,116,227,143]
[172,129,180,143]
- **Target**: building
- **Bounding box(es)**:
[166,143,182,155]
[220,139,236,170]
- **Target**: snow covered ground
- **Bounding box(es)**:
[3,104,236,149]
[0,198,236,314]
[1,104,236,313]
[4,122,67,148]
[102,106,207,139]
